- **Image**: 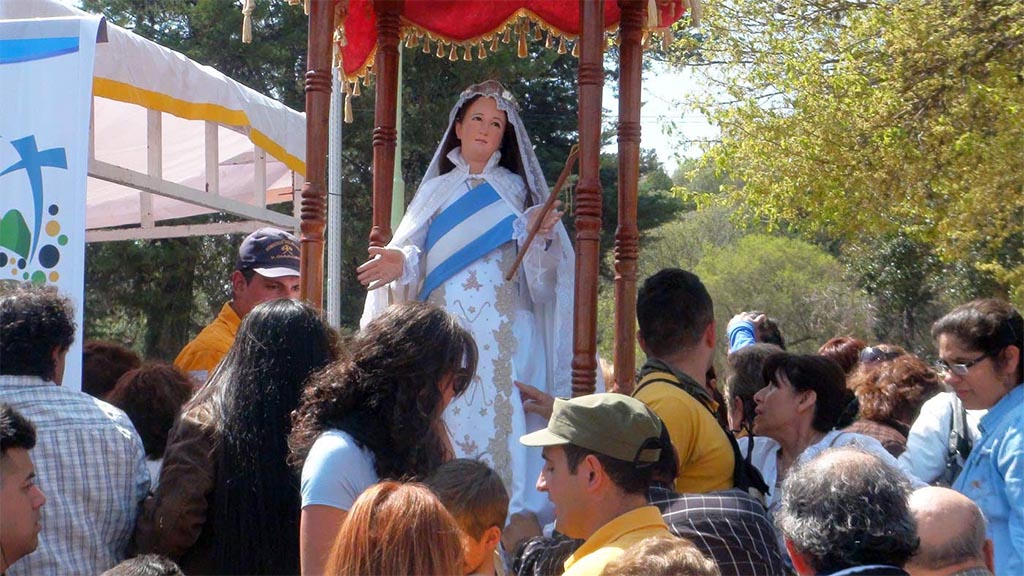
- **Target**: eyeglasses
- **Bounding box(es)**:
[934,354,989,377]
[859,346,903,364]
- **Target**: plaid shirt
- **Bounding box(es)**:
[512,486,785,576]
[0,375,151,576]
[649,485,787,576]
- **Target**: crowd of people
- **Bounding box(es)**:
[1,80,1021,576]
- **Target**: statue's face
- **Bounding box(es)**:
[455,96,507,171]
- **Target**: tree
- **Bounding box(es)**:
[671,0,1024,304]
[595,207,874,363]
[696,234,874,362]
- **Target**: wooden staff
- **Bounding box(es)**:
[505,144,579,281]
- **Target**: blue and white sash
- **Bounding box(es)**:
[420,181,516,300]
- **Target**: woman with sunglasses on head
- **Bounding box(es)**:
[930,299,1023,575]
[289,302,477,576]
[844,353,943,457]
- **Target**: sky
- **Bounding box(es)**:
[601,61,719,172]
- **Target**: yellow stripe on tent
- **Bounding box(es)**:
[93,77,305,175]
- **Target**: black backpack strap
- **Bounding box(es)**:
[635,372,769,499]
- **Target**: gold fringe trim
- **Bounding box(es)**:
[332,3,701,116]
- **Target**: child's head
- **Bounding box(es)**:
[425,459,510,575]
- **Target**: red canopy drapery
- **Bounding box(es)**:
[297,0,698,395]
[337,0,691,80]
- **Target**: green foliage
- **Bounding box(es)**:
[595,207,873,364]
[673,0,1024,304]
[84,227,239,360]
[696,234,874,362]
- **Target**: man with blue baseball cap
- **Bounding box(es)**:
[174,227,300,382]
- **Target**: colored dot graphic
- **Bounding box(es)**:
[39,245,59,268]
[0,204,67,282]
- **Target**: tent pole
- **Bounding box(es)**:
[369,0,403,248]
[613,0,644,394]
[326,60,344,329]
[298,0,335,308]
[572,0,604,397]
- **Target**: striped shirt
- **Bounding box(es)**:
[511,486,785,576]
[1,375,151,576]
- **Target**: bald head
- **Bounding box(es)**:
[907,487,992,576]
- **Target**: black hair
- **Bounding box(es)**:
[932,299,1023,383]
[0,283,75,380]
[563,444,655,495]
[290,302,477,482]
[637,269,714,358]
[649,418,680,485]
[762,353,859,432]
[0,403,36,456]
[186,298,337,574]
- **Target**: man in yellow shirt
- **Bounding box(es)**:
[520,394,675,576]
[174,228,300,382]
[633,268,736,493]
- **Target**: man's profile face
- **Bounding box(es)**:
[0,448,46,568]
[537,446,586,538]
[231,271,301,317]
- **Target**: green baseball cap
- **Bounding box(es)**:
[520,393,663,464]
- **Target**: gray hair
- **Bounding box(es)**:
[776,447,919,573]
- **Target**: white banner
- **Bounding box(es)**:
[0,16,102,391]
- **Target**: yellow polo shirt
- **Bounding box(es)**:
[562,506,674,576]
[634,380,735,493]
[173,302,240,382]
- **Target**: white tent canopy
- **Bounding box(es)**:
[1,0,306,241]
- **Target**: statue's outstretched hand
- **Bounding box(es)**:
[357,247,405,291]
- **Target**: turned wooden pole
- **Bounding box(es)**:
[571,0,604,397]
[368,0,403,248]
[613,0,644,394]
[298,0,336,308]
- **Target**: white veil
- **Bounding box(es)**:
[360,81,576,398]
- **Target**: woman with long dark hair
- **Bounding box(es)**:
[931,299,1023,574]
[135,299,337,575]
[290,301,476,575]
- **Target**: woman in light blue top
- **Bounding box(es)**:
[288,302,477,576]
[933,299,1024,575]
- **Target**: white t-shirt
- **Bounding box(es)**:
[300,429,378,511]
